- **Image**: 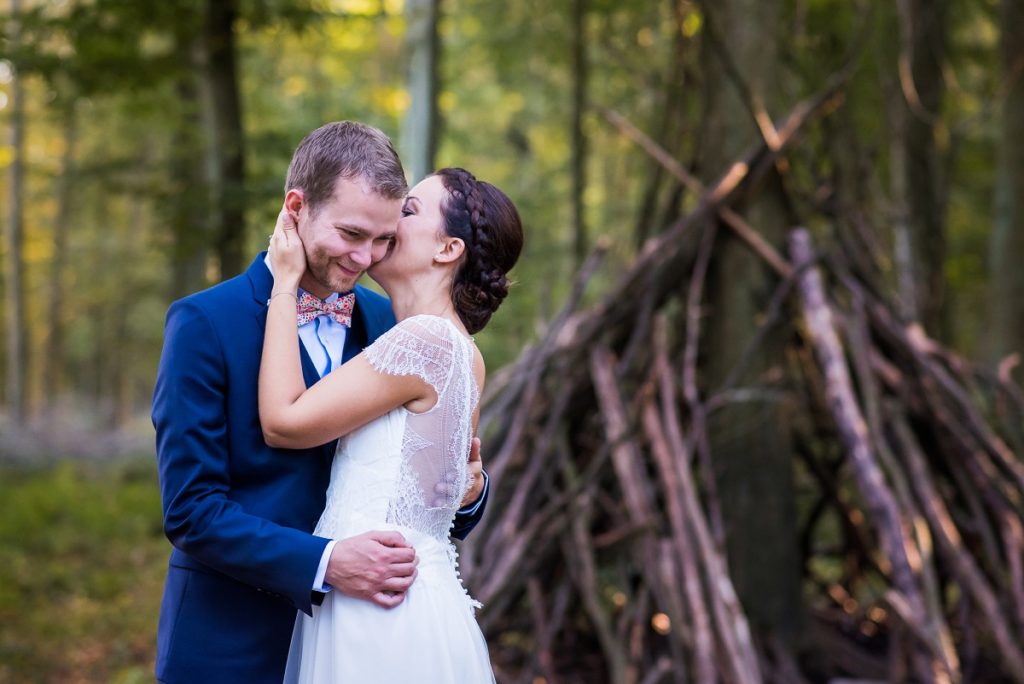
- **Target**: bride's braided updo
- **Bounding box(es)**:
[436,168,524,335]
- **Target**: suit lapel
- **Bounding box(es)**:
[342,291,369,363]
[247,251,321,389]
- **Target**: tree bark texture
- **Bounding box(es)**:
[898,0,950,338]
[200,0,246,280]
[4,0,28,419]
[401,0,440,184]
[695,0,802,641]
[989,0,1024,363]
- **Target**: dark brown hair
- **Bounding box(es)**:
[285,121,408,212]
[436,167,524,334]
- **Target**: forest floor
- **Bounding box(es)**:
[0,459,165,684]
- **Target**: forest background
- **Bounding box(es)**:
[2,0,1024,682]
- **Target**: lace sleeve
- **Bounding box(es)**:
[363,315,457,396]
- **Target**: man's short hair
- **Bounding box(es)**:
[285,121,408,212]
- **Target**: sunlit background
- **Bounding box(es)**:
[2,0,1021,681]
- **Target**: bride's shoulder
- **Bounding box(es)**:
[391,315,464,343]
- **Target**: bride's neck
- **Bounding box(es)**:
[387,279,460,327]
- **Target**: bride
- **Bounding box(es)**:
[258,167,523,683]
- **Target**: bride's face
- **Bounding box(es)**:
[369,175,455,286]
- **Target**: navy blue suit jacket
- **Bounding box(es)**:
[152,254,487,683]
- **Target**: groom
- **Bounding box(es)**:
[152,121,489,684]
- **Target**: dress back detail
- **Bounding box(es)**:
[363,315,480,543]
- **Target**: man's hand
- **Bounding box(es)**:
[325,530,418,609]
[427,437,485,508]
[461,437,485,508]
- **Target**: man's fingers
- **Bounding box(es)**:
[378,546,417,565]
[469,437,481,463]
[369,530,411,548]
[372,591,406,609]
[381,571,417,593]
[383,561,418,579]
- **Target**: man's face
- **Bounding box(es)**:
[295,176,402,297]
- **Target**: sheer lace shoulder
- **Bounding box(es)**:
[363,315,466,397]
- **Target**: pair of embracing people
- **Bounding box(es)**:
[152,121,523,683]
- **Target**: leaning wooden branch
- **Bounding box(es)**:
[789,227,951,684]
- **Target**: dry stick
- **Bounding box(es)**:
[590,347,659,521]
[526,577,558,683]
[588,347,682,578]
[647,318,715,684]
[476,384,572,577]
[788,228,943,684]
[857,294,1024,505]
[652,346,763,684]
[847,270,1024,632]
[643,399,715,684]
[560,70,848,355]
[682,222,725,549]
[590,345,740,683]
[602,107,792,280]
[563,488,634,684]
[914,375,1024,633]
[842,293,961,680]
[891,413,1024,683]
[479,241,610,488]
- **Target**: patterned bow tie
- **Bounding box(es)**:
[296,291,355,327]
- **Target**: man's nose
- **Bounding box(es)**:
[350,243,372,268]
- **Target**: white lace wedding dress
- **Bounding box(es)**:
[283,315,494,684]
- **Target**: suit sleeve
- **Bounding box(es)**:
[153,300,327,615]
[451,472,489,540]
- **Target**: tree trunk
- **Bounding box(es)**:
[570,0,587,268]
[696,0,803,641]
[199,0,246,280]
[4,0,28,419]
[401,0,440,184]
[633,0,687,248]
[989,0,1024,363]
[170,22,210,299]
[898,0,950,337]
[43,101,77,408]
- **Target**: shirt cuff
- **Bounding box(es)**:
[458,471,489,516]
[312,539,337,592]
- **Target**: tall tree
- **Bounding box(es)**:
[4,0,28,419]
[170,14,210,299]
[696,0,802,641]
[898,0,950,337]
[43,98,77,407]
[199,0,246,279]
[401,0,440,183]
[569,0,587,268]
[989,0,1024,362]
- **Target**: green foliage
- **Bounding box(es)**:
[0,460,166,683]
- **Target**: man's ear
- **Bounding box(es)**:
[435,237,466,265]
[284,189,305,224]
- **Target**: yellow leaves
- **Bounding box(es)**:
[438,90,457,113]
[331,0,385,16]
[283,75,307,97]
[682,10,702,38]
[0,144,13,169]
[373,86,409,117]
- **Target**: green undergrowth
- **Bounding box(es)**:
[0,459,166,683]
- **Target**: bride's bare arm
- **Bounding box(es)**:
[258,210,431,449]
